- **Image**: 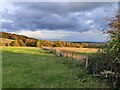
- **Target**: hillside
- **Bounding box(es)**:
[0,32,37,47]
[0,38,14,44]
[0,31,103,48]
[0,32,37,41]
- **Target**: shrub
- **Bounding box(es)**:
[87,14,120,88]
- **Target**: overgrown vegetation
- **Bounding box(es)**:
[87,14,120,89]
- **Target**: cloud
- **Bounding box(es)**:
[0,2,117,41]
[15,29,67,39]
[13,2,106,14]
[1,2,116,32]
[14,29,108,42]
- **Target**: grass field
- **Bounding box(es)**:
[1,47,110,88]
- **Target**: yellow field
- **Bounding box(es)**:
[41,47,98,61]
[51,47,98,53]
[1,46,98,53]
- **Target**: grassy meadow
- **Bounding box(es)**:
[1,47,110,88]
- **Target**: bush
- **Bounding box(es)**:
[87,14,120,88]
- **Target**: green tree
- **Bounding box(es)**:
[87,14,120,88]
[103,14,120,88]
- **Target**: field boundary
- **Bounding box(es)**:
[41,47,89,68]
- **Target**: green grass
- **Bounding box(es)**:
[1,47,110,88]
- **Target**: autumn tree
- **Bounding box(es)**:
[53,40,63,47]
[0,42,6,46]
[18,39,26,47]
[81,43,89,48]
[25,39,37,47]
[36,41,41,47]
[10,40,20,46]
[6,43,11,46]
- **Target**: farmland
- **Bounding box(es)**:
[1,47,110,88]
[51,47,98,53]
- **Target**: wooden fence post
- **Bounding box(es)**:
[71,52,73,60]
[85,57,88,69]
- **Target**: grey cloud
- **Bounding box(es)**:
[14,2,106,14]
[1,2,116,32]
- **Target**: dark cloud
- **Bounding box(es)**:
[13,2,105,14]
[1,2,116,32]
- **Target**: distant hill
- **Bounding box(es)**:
[0,32,37,47]
[0,32,37,41]
[0,31,103,48]
[0,38,14,44]
[48,39,104,44]
[71,41,104,44]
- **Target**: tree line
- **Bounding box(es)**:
[0,32,103,48]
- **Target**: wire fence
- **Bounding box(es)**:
[42,46,88,68]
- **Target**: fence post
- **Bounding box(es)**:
[85,57,88,69]
[71,52,73,60]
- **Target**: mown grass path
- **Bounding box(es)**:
[2,47,110,88]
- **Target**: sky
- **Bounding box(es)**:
[0,2,118,42]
